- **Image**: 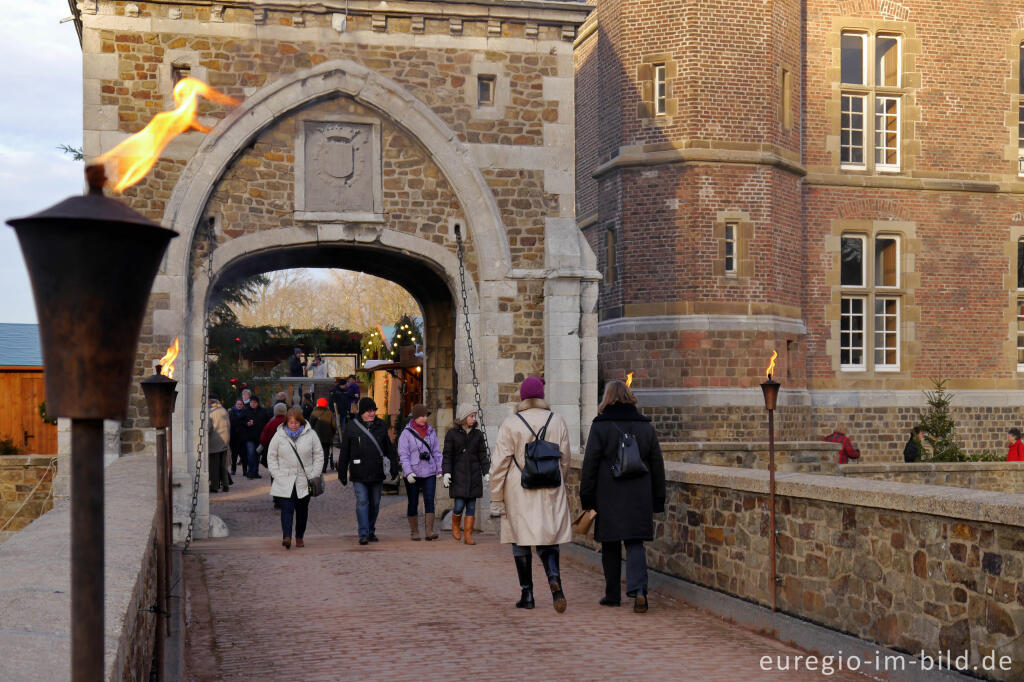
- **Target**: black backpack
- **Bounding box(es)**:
[610,422,649,479]
[514,413,562,489]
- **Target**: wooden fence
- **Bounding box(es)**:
[0,369,58,455]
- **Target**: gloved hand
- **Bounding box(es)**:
[483,474,490,483]
[406,473,417,484]
[442,473,452,488]
[490,500,506,517]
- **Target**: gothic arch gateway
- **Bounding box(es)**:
[73,3,598,540]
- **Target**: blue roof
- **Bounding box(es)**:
[0,324,42,367]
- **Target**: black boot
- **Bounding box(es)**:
[539,548,566,613]
[513,555,535,609]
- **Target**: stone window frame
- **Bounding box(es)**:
[159,51,209,110]
[637,54,678,121]
[1001,225,1024,372]
[826,219,920,379]
[712,212,753,280]
[466,55,510,122]
[293,112,384,223]
[826,19,920,176]
[780,66,794,131]
[1002,32,1024,179]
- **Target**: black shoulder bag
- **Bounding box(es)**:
[353,419,392,479]
[514,412,562,489]
[287,438,324,496]
[610,422,648,480]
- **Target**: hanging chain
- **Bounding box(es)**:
[453,225,490,461]
[183,218,215,552]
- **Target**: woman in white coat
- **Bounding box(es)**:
[490,377,572,612]
[267,407,324,549]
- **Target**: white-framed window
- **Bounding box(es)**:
[1017,238,1024,290]
[654,64,667,115]
[724,222,737,274]
[1017,298,1024,372]
[1018,43,1024,177]
[874,296,900,370]
[477,75,496,107]
[840,233,902,371]
[841,95,866,168]
[840,297,866,370]
[840,30,903,172]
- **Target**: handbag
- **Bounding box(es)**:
[513,413,562,489]
[610,422,649,480]
[287,439,324,497]
[353,418,392,479]
[572,509,596,535]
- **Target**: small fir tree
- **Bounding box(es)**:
[920,379,966,461]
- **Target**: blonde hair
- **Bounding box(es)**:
[598,380,638,413]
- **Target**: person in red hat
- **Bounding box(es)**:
[309,397,336,473]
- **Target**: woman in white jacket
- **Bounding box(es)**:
[267,408,324,549]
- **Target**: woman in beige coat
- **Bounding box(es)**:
[489,377,572,612]
[267,408,324,549]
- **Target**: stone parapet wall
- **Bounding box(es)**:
[567,460,1024,680]
[840,462,1024,495]
[0,455,57,543]
[662,441,840,474]
[0,455,158,681]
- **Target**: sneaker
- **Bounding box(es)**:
[358,536,369,545]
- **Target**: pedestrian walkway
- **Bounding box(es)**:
[184,474,868,681]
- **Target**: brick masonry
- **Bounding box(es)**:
[568,460,1024,680]
[0,455,56,542]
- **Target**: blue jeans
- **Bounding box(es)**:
[452,497,476,516]
[353,481,382,539]
[245,441,259,476]
[406,475,436,516]
[277,489,310,539]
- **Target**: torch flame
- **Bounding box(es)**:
[95,78,240,192]
[766,350,778,380]
[158,338,180,379]
[626,372,634,388]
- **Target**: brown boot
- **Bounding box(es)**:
[463,516,476,545]
[408,516,421,541]
[425,512,438,540]
[451,514,463,541]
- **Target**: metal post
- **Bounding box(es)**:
[768,408,777,612]
[71,419,104,682]
[164,419,173,591]
[154,429,168,678]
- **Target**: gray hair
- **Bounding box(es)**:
[274,403,288,416]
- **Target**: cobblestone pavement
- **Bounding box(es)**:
[184,473,869,681]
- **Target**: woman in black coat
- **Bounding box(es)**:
[580,380,666,613]
[442,406,489,545]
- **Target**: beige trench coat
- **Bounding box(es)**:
[489,399,573,546]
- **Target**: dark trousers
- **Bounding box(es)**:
[601,540,648,598]
[230,442,245,472]
[245,441,259,476]
[277,489,310,539]
[208,450,228,491]
[512,544,560,581]
[406,475,436,516]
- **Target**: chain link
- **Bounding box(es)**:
[454,226,490,461]
[183,219,215,552]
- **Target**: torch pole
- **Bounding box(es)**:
[768,407,777,612]
[154,428,168,678]
[71,419,105,682]
[164,413,173,597]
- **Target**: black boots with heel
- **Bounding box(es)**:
[513,555,535,609]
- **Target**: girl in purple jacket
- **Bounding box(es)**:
[398,404,443,540]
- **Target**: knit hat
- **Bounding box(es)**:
[411,404,430,419]
[358,397,378,414]
[456,404,477,422]
[273,403,288,416]
[316,397,328,408]
[519,376,545,400]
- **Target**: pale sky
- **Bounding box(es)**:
[0,0,83,323]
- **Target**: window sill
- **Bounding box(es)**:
[875,366,901,373]
[840,366,867,372]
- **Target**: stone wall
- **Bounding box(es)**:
[0,455,158,681]
[840,461,1024,495]
[567,461,1024,680]
[662,441,840,474]
[0,455,56,543]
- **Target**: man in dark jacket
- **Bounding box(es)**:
[228,398,246,475]
[338,397,399,544]
[580,381,666,613]
[903,426,923,462]
[288,347,305,378]
[241,396,269,478]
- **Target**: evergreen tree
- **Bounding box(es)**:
[920,379,965,461]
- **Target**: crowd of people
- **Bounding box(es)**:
[206,373,670,614]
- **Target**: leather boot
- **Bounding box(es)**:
[451,514,463,541]
[463,516,476,545]
[408,516,421,541]
[540,548,567,613]
[513,555,535,609]
[425,512,438,540]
